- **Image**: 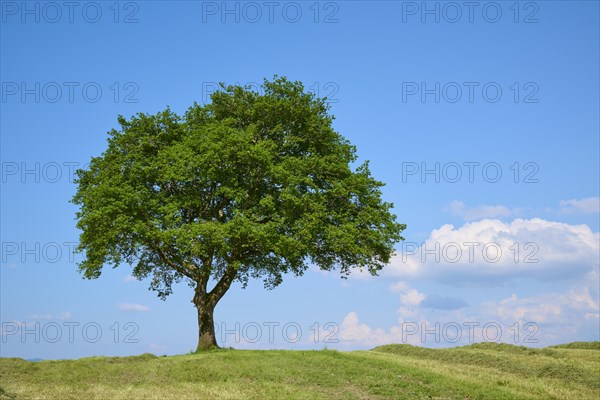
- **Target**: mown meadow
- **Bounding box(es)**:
[1,342,598,399]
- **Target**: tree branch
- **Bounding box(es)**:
[207,266,237,307]
[153,245,196,280]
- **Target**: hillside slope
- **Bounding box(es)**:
[1,342,599,399]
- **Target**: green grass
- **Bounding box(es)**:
[1,342,598,399]
[548,341,600,350]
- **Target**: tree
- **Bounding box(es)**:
[72,77,406,351]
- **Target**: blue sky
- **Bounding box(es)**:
[1,0,599,359]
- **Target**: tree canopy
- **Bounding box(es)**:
[72,77,405,350]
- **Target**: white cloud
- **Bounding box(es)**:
[148,343,167,352]
[339,312,396,346]
[482,294,562,324]
[119,303,150,312]
[479,282,600,336]
[123,275,137,283]
[400,289,426,307]
[27,311,72,320]
[447,200,520,221]
[558,197,599,215]
[338,217,600,349]
[339,276,599,348]
[387,218,599,284]
[390,281,410,293]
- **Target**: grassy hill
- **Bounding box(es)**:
[1,342,598,399]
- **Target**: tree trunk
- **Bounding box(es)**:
[195,300,218,351]
[193,266,237,352]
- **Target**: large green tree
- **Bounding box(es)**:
[72,77,405,351]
